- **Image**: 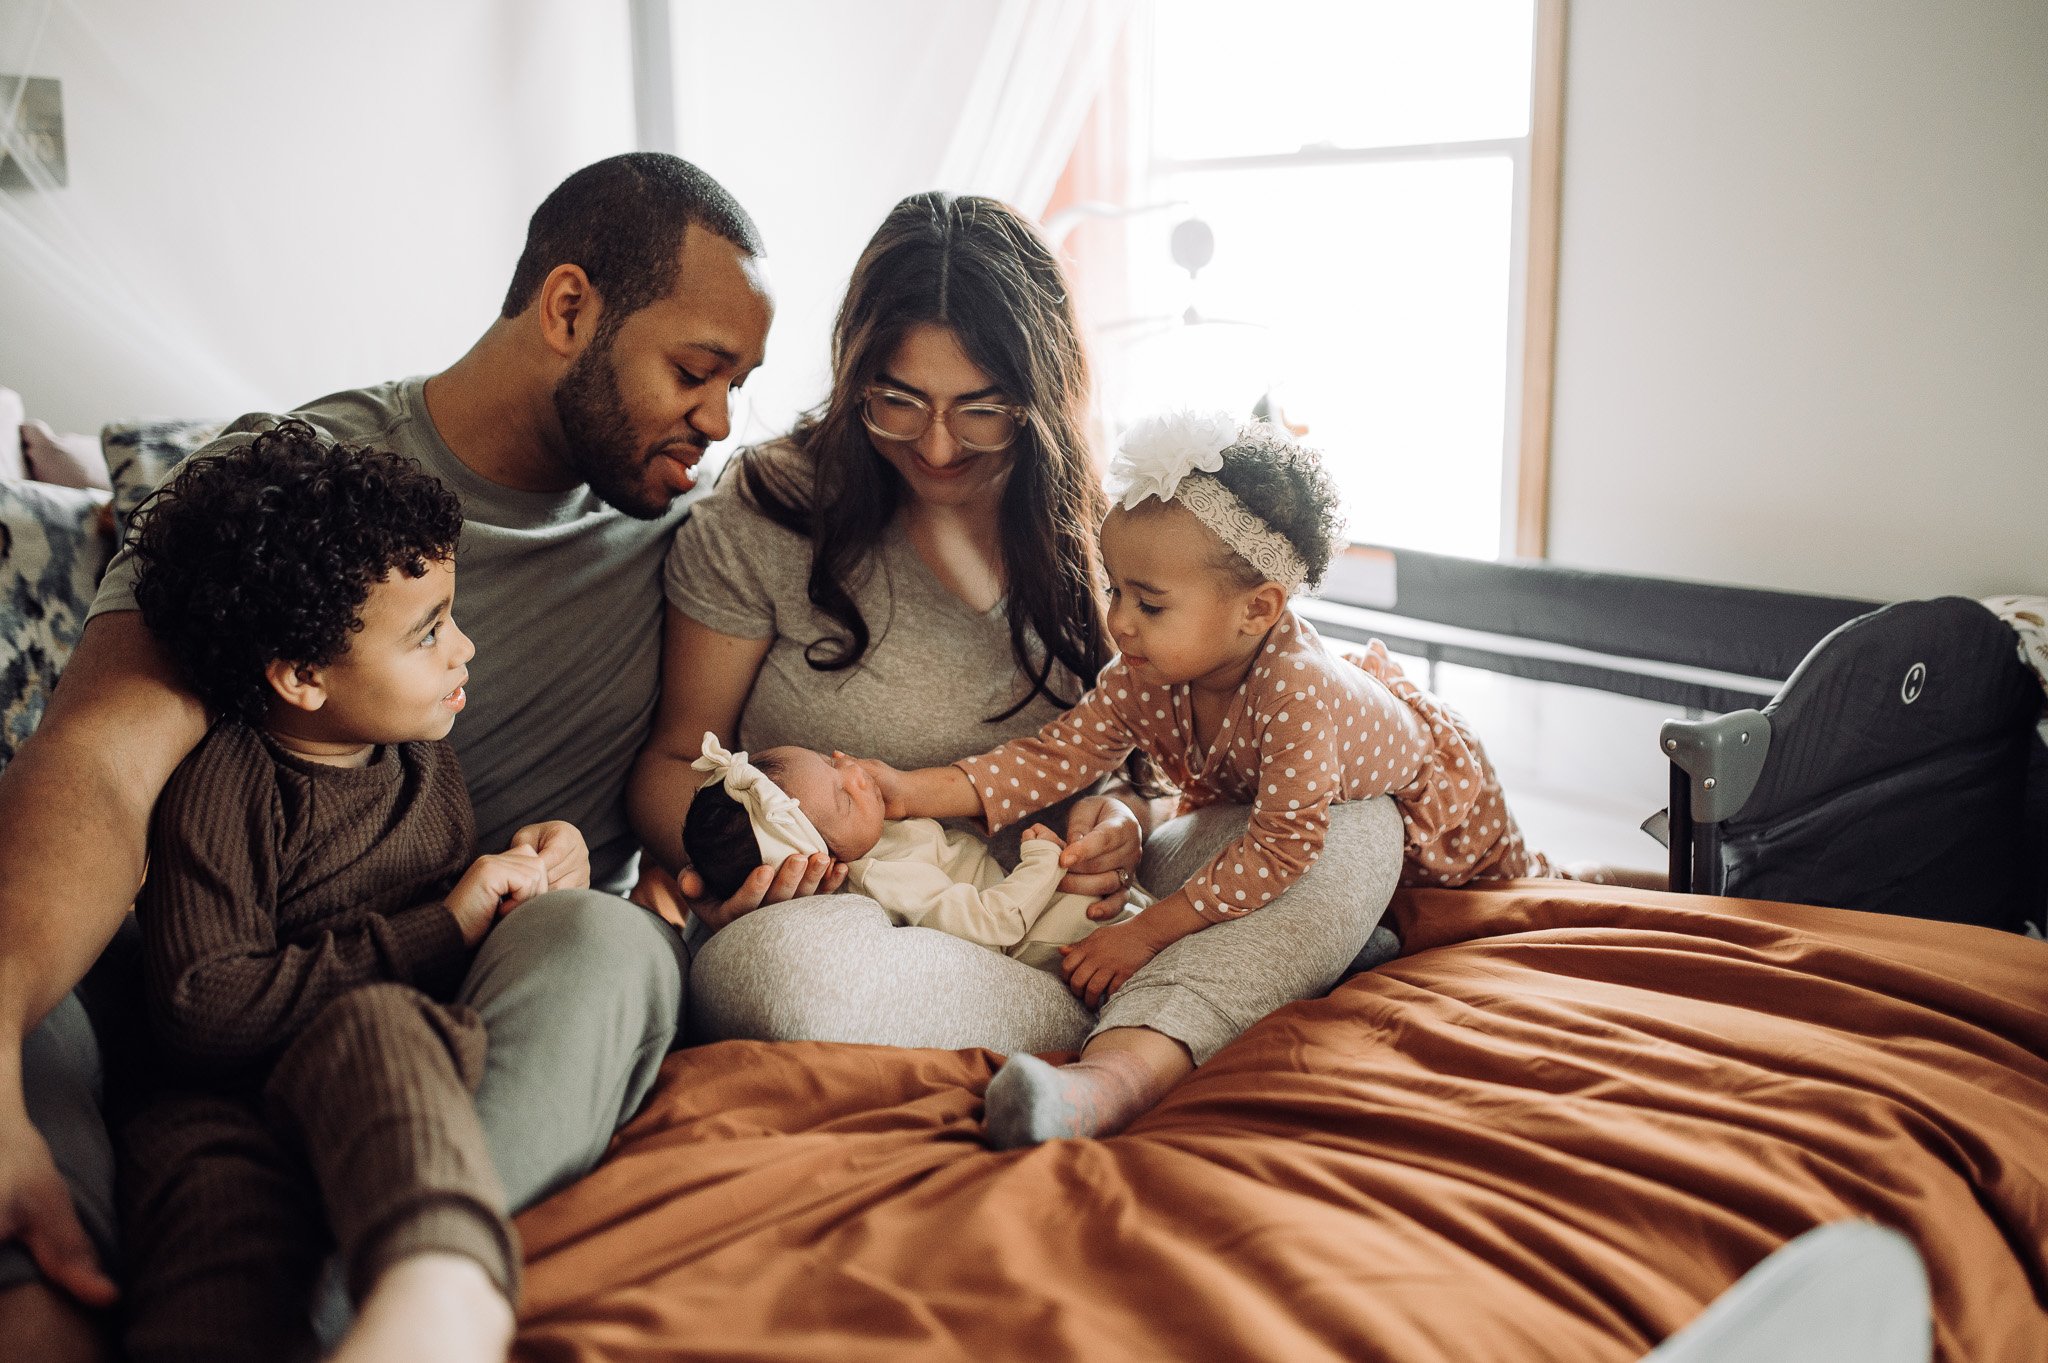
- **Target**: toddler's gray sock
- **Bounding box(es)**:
[982,1054,1101,1149]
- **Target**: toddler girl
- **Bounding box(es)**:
[867,411,1557,1141]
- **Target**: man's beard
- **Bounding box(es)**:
[551,331,686,520]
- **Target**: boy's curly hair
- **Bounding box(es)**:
[1207,422,1347,591]
[129,419,464,726]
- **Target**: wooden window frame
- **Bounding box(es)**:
[1135,1,1569,564]
[1513,0,1568,559]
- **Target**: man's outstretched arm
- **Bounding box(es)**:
[0,611,207,1301]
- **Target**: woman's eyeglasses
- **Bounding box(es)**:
[860,387,1026,452]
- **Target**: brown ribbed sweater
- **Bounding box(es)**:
[120,722,521,1360]
[138,720,476,1084]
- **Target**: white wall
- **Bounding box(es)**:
[4,1,2030,863]
[668,0,999,446]
[1481,0,2048,866]
[14,0,2035,602]
[0,0,633,434]
[1547,0,2048,601]
[0,0,996,446]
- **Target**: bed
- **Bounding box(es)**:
[495,544,2048,1358]
[14,435,2042,1357]
[508,879,2048,1361]
[498,551,2045,1362]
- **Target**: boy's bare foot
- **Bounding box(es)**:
[330,1252,512,1363]
[983,1027,1193,1149]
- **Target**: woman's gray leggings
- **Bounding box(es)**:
[689,796,1404,1064]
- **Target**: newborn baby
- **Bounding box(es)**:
[682,736,1134,971]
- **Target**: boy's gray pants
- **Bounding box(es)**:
[3,890,686,1303]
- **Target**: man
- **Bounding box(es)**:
[0,152,835,1359]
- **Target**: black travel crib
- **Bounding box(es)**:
[1302,550,2048,934]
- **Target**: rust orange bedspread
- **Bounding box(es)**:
[512,883,2048,1361]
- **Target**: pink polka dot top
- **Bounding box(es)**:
[955,610,1551,924]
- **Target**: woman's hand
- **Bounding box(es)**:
[673,852,848,933]
[1059,795,1144,920]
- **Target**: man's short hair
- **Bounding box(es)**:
[500,153,764,327]
[129,420,464,726]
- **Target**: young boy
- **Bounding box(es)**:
[118,420,586,1363]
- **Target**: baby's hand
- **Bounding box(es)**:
[445,847,550,947]
[1059,920,1162,1009]
[1020,823,1066,848]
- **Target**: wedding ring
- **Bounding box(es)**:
[1117,868,1132,889]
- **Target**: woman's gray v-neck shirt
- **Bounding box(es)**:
[663,442,1082,783]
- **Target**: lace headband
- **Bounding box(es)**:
[1105,410,1311,590]
[691,732,828,865]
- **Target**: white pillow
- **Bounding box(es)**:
[0,387,23,481]
[22,419,111,490]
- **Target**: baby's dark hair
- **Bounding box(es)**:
[1203,422,1346,591]
[680,751,792,901]
[128,419,464,726]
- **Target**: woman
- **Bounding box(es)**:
[628,192,1402,1144]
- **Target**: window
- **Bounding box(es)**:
[1058,1,1564,561]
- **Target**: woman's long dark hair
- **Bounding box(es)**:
[741,192,1109,722]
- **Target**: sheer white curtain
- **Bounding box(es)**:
[934,0,1135,214]
[666,0,1138,442]
[4,0,1135,441]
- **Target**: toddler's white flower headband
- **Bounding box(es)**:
[692,733,829,866]
[1105,410,1310,590]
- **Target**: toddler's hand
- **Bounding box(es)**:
[445,846,550,946]
[1020,823,1066,848]
[1059,919,1162,1009]
[510,820,589,890]
[839,753,912,819]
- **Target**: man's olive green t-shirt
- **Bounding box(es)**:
[91,377,689,893]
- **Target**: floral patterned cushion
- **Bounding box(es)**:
[0,479,115,768]
[102,418,226,543]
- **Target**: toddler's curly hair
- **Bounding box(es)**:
[1206,422,1346,591]
[129,419,464,726]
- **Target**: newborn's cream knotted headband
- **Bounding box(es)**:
[692,732,829,865]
